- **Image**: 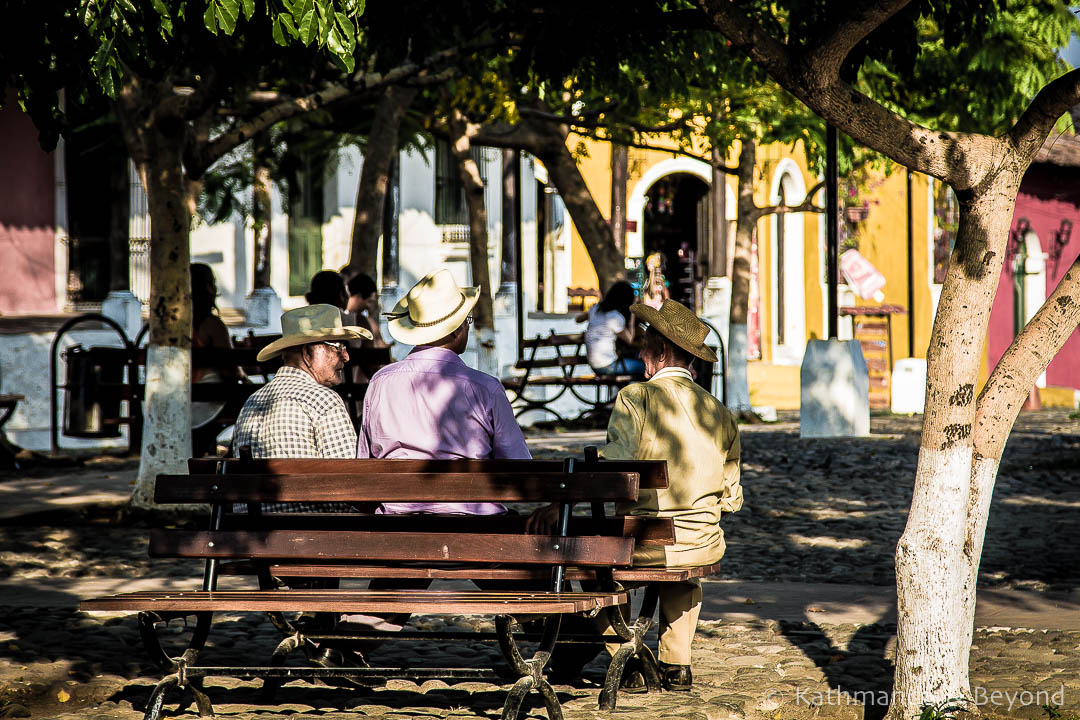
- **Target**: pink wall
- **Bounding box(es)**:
[0,89,57,315]
[988,166,1080,390]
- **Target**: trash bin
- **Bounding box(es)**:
[62,345,123,438]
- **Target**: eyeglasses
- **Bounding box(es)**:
[466,315,474,325]
[321,341,347,354]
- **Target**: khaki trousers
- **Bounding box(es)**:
[596,545,704,666]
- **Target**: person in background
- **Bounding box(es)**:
[576,280,645,377]
[305,270,349,311]
[345,273,389,348]
[190,263,242,455]
[641,252,670,310]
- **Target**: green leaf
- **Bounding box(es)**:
[327,26,346,55]
[240,0,254,20]
[280,13,298,37]
[117,0,138,15]
[100,63,117,99]
[216,0,239,34]
[334,11,355,49]
[298,8,315,44]
[203,2,218,33]
[271,17,285,45]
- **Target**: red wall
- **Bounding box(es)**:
[988,165,1080,391]
[0,89,57,314]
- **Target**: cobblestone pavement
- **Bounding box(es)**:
[0,411,1078,719]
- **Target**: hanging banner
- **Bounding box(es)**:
[840,249,886,302]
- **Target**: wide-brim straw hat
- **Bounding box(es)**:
[385,269,480,345]
[256,304,372,361]
[631,299,718,363]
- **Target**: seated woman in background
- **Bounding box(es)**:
[190,263,243,455]
[576,280,645,377]
[345,273,389,348]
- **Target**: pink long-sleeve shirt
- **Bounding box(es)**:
[356,346,531,514]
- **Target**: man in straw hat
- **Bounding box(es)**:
[528,299,742,691]
[233,303,372,478]
[232,303,373,673]
[357,268,530,490]
[333,269,531,644]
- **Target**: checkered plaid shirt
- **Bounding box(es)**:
[233,365,357,513]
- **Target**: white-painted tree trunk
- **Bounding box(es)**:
[475,326,499,377]
[131,344,191,507]
[891,446,975,715]
[726,323,752,411]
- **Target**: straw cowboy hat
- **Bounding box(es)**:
[385,269,480,345]
[256,304,372,361]
[631,299,718,363]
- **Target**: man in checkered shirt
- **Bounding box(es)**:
[232,303,372,512]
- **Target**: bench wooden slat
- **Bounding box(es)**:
[224,513,675,546]
[80,589,629,614]
[184,459,669,490]
[155,472,639,504]
[217,561,721,582]
[150,530,635,566]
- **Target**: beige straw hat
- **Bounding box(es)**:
[256,304,372,361]
[385,269,480,345]
[631,299,718,363]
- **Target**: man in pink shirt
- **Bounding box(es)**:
[357,268,531,488]
[335,270,532,651]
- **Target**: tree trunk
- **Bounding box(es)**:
[467,119,626,293]
[500,148,518,286]
[528,125,625,293]
[344,85,416,280]
[446,109,497,375]
[887,172,1023,720]
[709,148,728,279]
[114,76,194,508]
[610,144,628,255]
[726,140,757,412]
[251,130,272,290]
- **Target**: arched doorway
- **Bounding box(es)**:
[642,173,710,307]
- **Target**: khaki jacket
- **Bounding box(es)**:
[600,371,742,567]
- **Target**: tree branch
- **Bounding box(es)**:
[188,47,466,178]
[518,105,692,135]
[697,0,997,188]
[807,0,912,79]
[1007,68,1080,162]
[751,179,827,219]
[974,250,1080,459]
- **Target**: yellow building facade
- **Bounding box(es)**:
[557,134,942,409]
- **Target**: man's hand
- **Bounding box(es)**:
[525,503,560,535]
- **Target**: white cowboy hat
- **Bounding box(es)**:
[631,299,718,363]
[385,269,480,345]
[256,304,372,361]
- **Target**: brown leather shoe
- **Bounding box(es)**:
[619,658,649,693]
[659,662,692,691]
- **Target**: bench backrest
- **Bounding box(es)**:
[153,458,668,580]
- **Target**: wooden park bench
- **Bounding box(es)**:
[501,332,636,422]
[501,331,724,421]
[54,342,391,453]
[79,453,722,719]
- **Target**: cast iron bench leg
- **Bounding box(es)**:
[599,585,661,710]
[496,614,564,720]
[137,611,215,720]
